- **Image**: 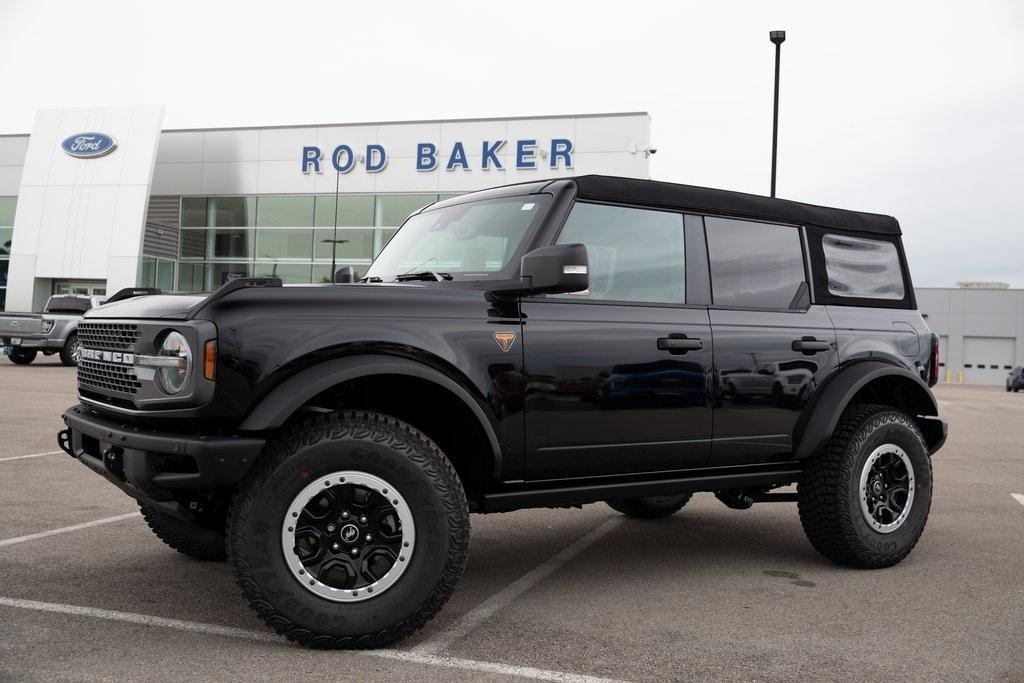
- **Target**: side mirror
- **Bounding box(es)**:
[333,266,356,284]
[519,243,589,295]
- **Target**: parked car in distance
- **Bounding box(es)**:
[0,294,106,366]
[1008,366,1023,392]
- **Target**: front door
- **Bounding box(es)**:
[523,202,713,480]
[703,215,838,464]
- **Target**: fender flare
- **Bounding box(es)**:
[63,321,80,344]
[792,360,939,460]
[238,354,503,477]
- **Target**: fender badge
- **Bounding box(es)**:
[494,331,517,352]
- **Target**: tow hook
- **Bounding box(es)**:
[57,429,74,457]
[103,446,126,480]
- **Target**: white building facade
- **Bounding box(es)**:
[0,108,652,309]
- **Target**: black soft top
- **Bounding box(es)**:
[566,175,901,235]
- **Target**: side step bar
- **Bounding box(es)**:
[482,466,802,513]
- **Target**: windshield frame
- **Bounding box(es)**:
[364,193,552,283]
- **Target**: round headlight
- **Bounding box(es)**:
[157,331,192,395]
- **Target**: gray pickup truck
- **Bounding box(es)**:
[0,295,106,366]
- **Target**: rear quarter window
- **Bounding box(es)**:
[822,234,905,300]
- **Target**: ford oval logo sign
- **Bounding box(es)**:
[61,132,117,159]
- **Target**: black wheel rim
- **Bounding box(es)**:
[859,444,915,533]
[281,471,414,602]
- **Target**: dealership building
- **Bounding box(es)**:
[0,106,1019,384]
[0,106,651,308]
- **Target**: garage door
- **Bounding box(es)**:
[963,336,1015,385]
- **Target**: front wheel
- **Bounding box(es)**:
[228,411,470,649]
[798,404,932,568]
[60,333,81,366]
[8,348,36,365]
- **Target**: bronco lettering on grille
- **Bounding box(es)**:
[80,349,136,364]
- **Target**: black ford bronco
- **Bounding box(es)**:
[58,175,945,648]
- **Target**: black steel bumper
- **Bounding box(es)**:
[917,415,948,455]
[60,404,266,504]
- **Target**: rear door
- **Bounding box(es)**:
[522,203,713,480]
[703,216,838,465]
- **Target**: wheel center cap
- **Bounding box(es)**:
[339,523,360,543]
[872,481,884,495]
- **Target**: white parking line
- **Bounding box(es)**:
[0,512,141,548]
[0,450,63,463]
[0,597,623,683]
[1012,493,1024,508]
[414,517,624,656]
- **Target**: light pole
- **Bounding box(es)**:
[331,168,341,280]
[769,30,786,198]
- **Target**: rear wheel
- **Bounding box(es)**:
[228,411,469,649]
[8,348,36,365]
[60,333,81,367]
[798,404,932,568]
[607,494,692,519]
[140,504,227,561]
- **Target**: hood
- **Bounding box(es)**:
[86,294,208,320]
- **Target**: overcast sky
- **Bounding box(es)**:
[1,0,1021,287]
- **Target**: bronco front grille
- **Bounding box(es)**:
[78,359,143,396]
[77,322,140,352]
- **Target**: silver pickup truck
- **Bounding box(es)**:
[0,294,106,366]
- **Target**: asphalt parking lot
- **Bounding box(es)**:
[1,357,1022,681]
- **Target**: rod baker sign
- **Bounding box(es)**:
[300,138,574,174]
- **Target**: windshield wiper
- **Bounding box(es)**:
[394,271,453,282]
[360,276,383,283]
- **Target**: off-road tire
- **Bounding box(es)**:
[140,504,227,561]
[607,494,692,519]
[59,333,80,367]
[798,404,933,568]
[8,348,36,365]
[227,411,470,649]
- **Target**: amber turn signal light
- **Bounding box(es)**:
[204,340,217,381]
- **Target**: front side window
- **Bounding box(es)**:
[705,217,806,309]
[555,202,685,304]
[365,196,547,281]
[822,234,905,300]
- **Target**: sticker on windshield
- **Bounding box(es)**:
[521,203,535,211]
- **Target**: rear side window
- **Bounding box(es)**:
[822,234,905,300]
[555,202,685,304]
[705,217,806,309]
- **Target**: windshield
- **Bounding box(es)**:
[364,195,549,282]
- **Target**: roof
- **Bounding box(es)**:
[569,175,902,236]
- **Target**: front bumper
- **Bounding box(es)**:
[60,404,266,503]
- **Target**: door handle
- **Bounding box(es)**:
[657,334,703,354]
[792,337,831,354]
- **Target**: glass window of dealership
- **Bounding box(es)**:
[0,197,14,309]
[138,193,459,292]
